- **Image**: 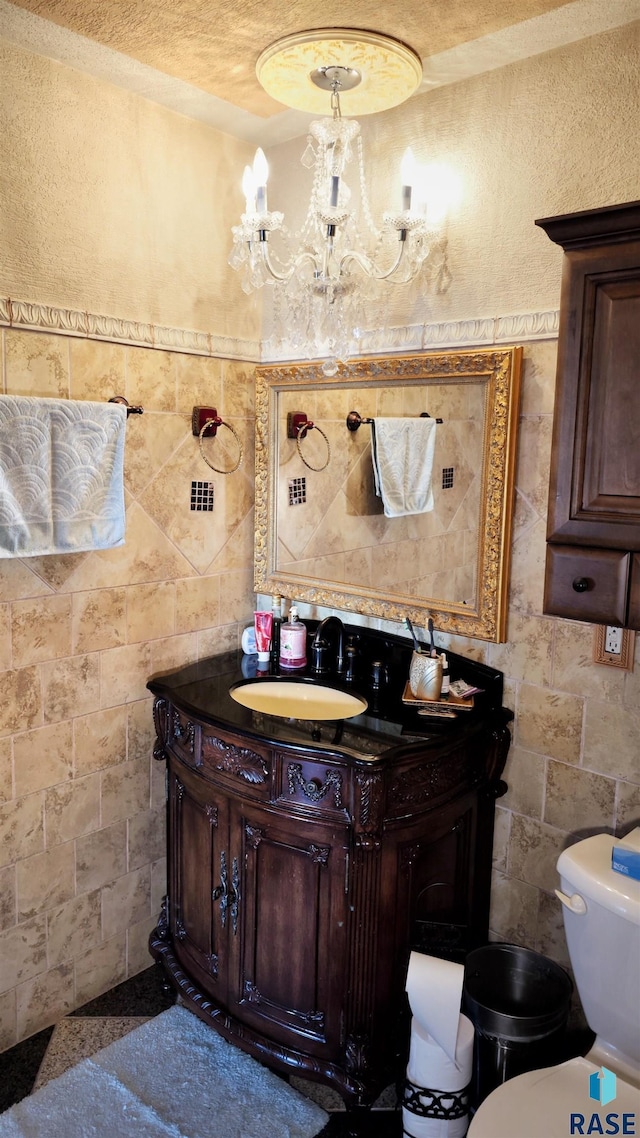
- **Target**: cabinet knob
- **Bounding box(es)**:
[572,577,590,593]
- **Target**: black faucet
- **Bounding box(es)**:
[311,616,345,675]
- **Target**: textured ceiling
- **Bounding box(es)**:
[7,0,578,117]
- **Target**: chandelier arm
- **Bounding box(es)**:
[339,238,407,281]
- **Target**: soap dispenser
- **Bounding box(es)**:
[279,605,307,670]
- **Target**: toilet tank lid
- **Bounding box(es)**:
[557,832,640,924]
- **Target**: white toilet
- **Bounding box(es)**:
[468,828,640,1137]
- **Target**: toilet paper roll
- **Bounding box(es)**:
[406,952,466,1067]
[407,1015,475,1092]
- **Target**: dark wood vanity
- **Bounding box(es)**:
[536,200,640,628]
[148,626,511,1108]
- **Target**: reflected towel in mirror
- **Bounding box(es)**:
[371,416,437,517]
[0,395,127,557]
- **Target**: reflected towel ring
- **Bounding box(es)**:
[296,420,331,472]
[198,418,243,474]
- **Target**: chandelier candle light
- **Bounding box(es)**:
[229,30,453,373]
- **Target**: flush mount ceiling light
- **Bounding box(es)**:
[229,29,451,373]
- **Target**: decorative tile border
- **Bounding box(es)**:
[0,295,558,363]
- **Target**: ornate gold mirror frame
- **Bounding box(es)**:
[255,347,522,642]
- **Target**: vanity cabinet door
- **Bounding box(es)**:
[167,758,230,1003]
[229,800,349,1060]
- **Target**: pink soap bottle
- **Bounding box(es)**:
[278,605,307,670]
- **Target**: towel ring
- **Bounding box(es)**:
[295,421,331,472]
[198,418,243,474]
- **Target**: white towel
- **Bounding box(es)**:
[371,417,437,518]
[0,395,127,557]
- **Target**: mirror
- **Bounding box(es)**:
[254,348,522,642]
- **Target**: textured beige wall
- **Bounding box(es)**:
[0,330,256,1048]
[0,37,258,342]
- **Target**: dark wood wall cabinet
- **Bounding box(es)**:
[147,633,511,1109]
[536,200,640,629]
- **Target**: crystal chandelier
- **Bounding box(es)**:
[228,30,449,374]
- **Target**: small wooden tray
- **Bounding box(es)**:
[401,681,474,712]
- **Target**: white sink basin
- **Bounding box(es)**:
[230,680,367,720]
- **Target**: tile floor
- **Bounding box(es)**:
[0,965,402,1136]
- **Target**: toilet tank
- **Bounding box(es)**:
[557,831,640,1068]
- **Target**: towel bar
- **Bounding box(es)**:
[109,396,144,416]
[346,410,443,431]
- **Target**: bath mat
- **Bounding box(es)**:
[0,1004,328,1137]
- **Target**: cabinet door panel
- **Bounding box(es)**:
[169,761,227,998]
[543,545,629,624]
[628,554,640,631]
[233,806,348,1054]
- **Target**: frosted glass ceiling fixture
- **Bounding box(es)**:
[228,29,450,374]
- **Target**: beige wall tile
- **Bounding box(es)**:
[16,961,74,1041]
[583,700,640,783]
[0,738,11,804]
[5,331,69,398]
[41,654,100,724]
[553,620,626,701]
[76,823,127,894]
[0,794,44,869]
[0,561,52,603]
[72,588,126,654]
[46,890,102,968]
[100,642,152,708]
[544,761,615,833]
[516,684,583,764]
[74,933,127,1007]
[616,781,640,835]
[489,869,539,946]
[176,354,221,414]
[126,581,175,643]
[492,807,510,872]
[0,605,9,672]
[515,415,554,518]
[74,706,127,777]
[536,889,570,967]
[101,760,150,828]
[149,633,198,677]
[0,667,41,737]
[218,568,255,625]
[127,914,157,976]
[0,866,16,932]
[198,622,240,660]
[488,613,554,686]
[501,747,546,819]
[175,576,220,634]
[128,807,165,871]
[127,698,155,765]
[0,917,47,994]
[11,595,72,667]
[126,346,177,412]
[45,775,100,846]
[509,517,547,616]
[102,866,151,936]
[17,842,75,921]
[520,341,557,417]
[69,339,126,403]
[0,989,16,1052]
[508,815,568,892]
[13,721,73,797]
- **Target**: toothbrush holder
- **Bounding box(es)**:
[409,652,443,701]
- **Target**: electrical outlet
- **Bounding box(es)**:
[593,626,635,670]
[605,626,624,655]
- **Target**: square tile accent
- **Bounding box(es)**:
[442,467,454,489]
[288,477,306,506]
[190,481,215,511]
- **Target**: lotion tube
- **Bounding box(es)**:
[254,611,273,664]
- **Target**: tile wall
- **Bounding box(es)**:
[0,329,256,1049]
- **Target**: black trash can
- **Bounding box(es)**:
[462,943,573,1111]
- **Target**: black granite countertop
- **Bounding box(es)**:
[147,624,509,765]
